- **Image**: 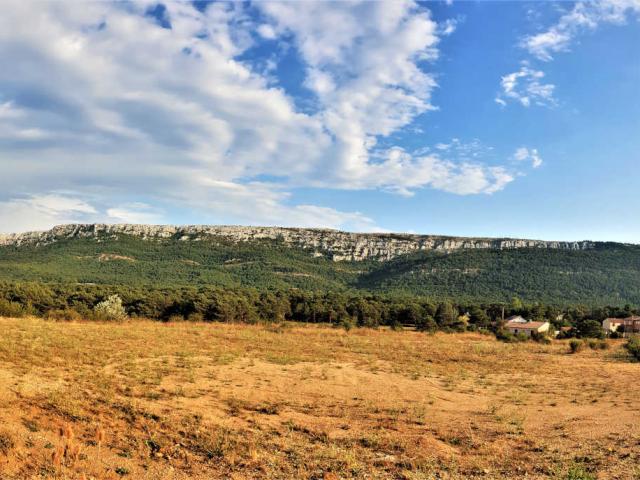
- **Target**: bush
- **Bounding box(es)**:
[569,339,584,354]
[93,295,127,321]
[495,329,517,343]
[624,336,640,361]
[416,314,437,332]
[531,331,551,344]
[0,299,27,318]
[587,339,608,350]
[187,312,204,322]
[45,308,82,322]
[565,465,596,480]
[166,314,184,323]
[336,317,355,331]
[0,431,15,455]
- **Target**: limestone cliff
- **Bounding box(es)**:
[0,224,596,262]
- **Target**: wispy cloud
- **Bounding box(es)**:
[522,0,640,61]
[496,63,556,108]
[498,1,639,110]
[0,194,97,233]
[512,147,543,169]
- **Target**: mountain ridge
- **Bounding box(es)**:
[0,223,603,262]
[1,224,639,304]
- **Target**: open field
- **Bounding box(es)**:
[0,318,638,479]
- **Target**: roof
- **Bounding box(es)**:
[506,315,527,323]
[506,321,548,330]
[604,316,640,324]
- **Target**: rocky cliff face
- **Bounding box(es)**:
[0,224,596,262]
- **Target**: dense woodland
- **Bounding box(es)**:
[1,234,640,304]
[0,234,639,337]
[0,280,637,339]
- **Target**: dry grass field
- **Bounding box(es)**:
[0,317,638,480]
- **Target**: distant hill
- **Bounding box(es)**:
[1,224,639,305]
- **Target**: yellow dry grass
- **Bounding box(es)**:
[0,317,638,479]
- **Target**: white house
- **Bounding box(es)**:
[506,319,550,337]
[602,317,640,337]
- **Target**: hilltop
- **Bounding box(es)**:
[0,223,598,261]
[0,224,639,304]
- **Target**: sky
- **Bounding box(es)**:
[0,1,638,242]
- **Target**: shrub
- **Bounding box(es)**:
[93,295,127,321]
[531,331,551,344]
[416,314,437,332]
[390,321,404,331]
[565,465,596,480]
[166,314,184,323]
[569,339,584,354]
[45,308,82,322]
[624,336,640,361]
[587,339,608,350]
[495,329,517,343]
[0,299,27,318]
[336,317,355,331]
[0,431,15,455]
[187,312,204,322]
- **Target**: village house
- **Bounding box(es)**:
[505,318,551,337]
[602,316,640,337]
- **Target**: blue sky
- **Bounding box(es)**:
[0,1,638,242]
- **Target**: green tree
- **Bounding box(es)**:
[435,301,457,328]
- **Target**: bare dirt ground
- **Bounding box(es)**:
[0,317,638,479]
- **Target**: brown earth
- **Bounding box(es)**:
[0,317,638,479]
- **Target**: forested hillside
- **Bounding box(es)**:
[1,232,639,305]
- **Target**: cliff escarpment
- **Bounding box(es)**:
[0,224,597,262]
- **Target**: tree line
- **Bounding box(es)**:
[0,281,637,338]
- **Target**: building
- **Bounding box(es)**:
[602,317,640,337]
[505,319,551,337]
[505,315,528,324]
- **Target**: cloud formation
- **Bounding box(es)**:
[498,1,639,110]
[522,0,640,61]
[496,63,556,107]
[0,1,519,233]
[513,147,543,169]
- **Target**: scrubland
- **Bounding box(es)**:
[0,317,638,479]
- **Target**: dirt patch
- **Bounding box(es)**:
[98,253,136,262]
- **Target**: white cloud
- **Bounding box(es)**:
[0,194,97,233]
[522,0,640,61]
[512,147,543,169]
[498,1,639,110]
[0,189,382,234]
[0,1,519,233]
[439,18,458,36]
[496,63,556,108]
[256,23,277,40]
[106,203,164,224]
